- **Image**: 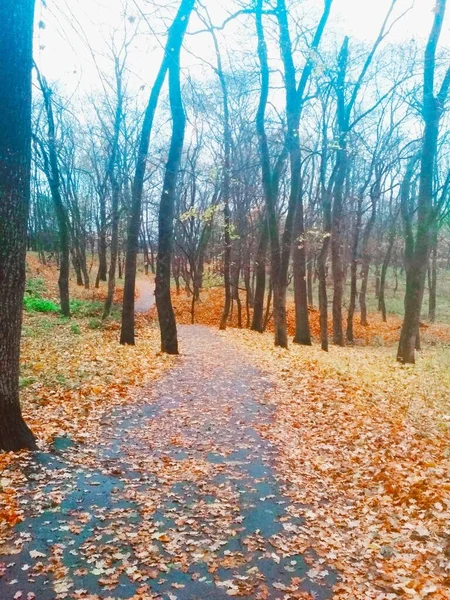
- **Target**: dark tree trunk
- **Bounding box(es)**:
[307,252,314,307]
[96,209,108,287]
[36,71,70,317]
[379,225,396,322]
[121,0,194,345]
[428,235,437,322]
[256,0,331,348]
[142,231,150,276]
[346,196,362,343]
[318,237,330,352]
[251,215,268,332]
[398,0,449,363]
[155,0,194,354]
[72,250,83,286]
[0,0,37,451]
[331,146,347,347]
[209,28,232,331]
[103,175,120,320]
[359,181,378,326]
[293,182,311,345]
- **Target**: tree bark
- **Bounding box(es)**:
[398,0,449,363]
[155,0,195,354]
[379,223,397,322]
[251,214,268,332]
[0,0,37,451]
[36,72,70,317]
[346,195,362,343]
[293,181,311,344]
[121,0,194,345]
[428,236,437,322]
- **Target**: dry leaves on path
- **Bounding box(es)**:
[226,329,450,599]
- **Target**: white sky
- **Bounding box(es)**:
[35,0,450,99]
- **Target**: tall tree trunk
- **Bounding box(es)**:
[307,252,314,307]
[36,71,70,317]
[103,176,120,320]
[121,0,194,345]
[293,181,311,344]
[96,202,108,287]
[346,196,362,343]
[155,0,194,354]
[0,0,37,451]
[379,224,396,322]
[207,24,232,331]
[359,181,378,326]
[428,234,437,322]
[398,0,449,363]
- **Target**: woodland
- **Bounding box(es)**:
[1,0,450,598]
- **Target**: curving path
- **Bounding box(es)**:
[0,326,336,599]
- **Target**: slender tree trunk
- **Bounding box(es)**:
[293,184,311,344]
[72,249,83,286]
[155,0,194,354]
[331,147,346,346]
[307,253,314,307]
[428,236,437,322]
[346,196,362,343]
[103,176,120,320]
[251,215,268,332]
[121,0,194,345]
[379,227,396,322]
[318,237,330,352]
[96,205,108,287]
[0,0,37,451]
[36,72,70,317]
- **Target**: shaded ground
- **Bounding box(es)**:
[0,326,335,599]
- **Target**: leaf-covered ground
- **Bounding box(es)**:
[2,260,450,599]
[226,330,450,599]
[1,326,337,600]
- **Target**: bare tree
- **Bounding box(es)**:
[0,0,37,451]
[397,0,450,363]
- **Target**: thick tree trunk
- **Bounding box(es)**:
[398,0,448,363]
[0,0,37,451]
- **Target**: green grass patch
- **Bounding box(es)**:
[24,296,59,313]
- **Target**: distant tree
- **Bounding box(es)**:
[0,0,37,451]
[35,69,71,317]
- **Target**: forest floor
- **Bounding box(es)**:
[1,258,450,599]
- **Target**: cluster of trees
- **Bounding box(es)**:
[1,0,450,450]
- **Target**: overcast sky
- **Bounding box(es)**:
[34,0,450,99]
